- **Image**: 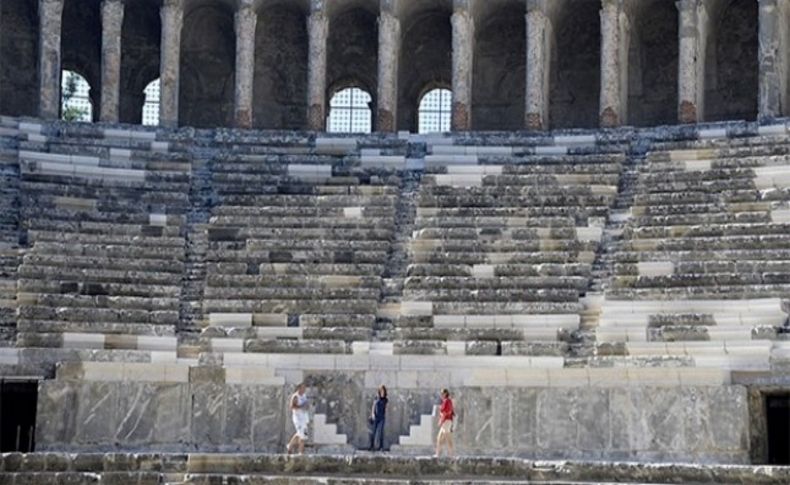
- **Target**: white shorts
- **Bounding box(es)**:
[293,413,309,439]
[438,420,453,435]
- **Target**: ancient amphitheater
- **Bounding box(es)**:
[1,0,790,483]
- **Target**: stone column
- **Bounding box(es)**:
[38,0,65,120]
[525,1,550,130]
[307,11,328,131]
[377,10,400,132]
[677,0,707,123]
[234,1,257,128]
[159,0,183,128]
[758,0,788,120]
[451,9,474,131]
[599,0,629,127]
[100,0,125,123]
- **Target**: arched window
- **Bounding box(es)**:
[60,70,92,122]
[327,87,372,133]
[142,79,160,126]
[418,88,452,133]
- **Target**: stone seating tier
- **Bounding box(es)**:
[13,136,190,351]
[1,122,789,371]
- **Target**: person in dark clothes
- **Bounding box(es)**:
[369,385,388,451]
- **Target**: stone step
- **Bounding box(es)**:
[29,241,185,260]
[627,222,790,239]
[406,263,592,278]
[3,453,790,485]
[202,299,379,314]
[409,239,600,253]
[210,215,395,228]
[204,287,380,300]
[206,274,382,288]
[403,288,580,303]
[16,332,177,350]
[18,279,182,298]
[205,249,389,265]
[409,251,596,265]
[612,248,790,263]
[22,253,185,273]
[17,305,179,324]
[16,319,176,336]
[18,265,182,285]
[207,226,394,241]
[17,293,179,311]
[28,231,187,248]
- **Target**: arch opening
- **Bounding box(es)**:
[472,4,526,130]
[120,0,161,125]
[61,0,101,122]
[327,8,378,129]
[399,9,452,132]
[327,87,373,133]
[180,4,236,128]
[142,79,161,126]
[705,0,758,122]
[254,5,308,130]
[628,0,678,126]
[61,70,94,122]
[550,0,600,129]
[418,88,452,133]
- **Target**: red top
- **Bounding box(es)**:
[439,398,454,425]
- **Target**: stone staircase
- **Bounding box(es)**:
[392,405,437,454]
[0,117,21,345]
[312,412,352,452]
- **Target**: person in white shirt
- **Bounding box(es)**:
[286,383,309,455]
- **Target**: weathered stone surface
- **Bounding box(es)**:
[37,379,286,452]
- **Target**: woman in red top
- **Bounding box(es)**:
[435,388,455,458]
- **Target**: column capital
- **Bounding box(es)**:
[601,0,624,10]
[101,0,125,21]
[162,0,184,11]
[310,0,327,16]
[675,0,706,14]
[380,0,398,16]
[235,0,256,25]
[526,0,546,14]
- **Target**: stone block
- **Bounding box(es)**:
[209,313,253,327]
[535,145,568,155]
[189,366,226,384]
[401,301,433,316]
[123,363,166,382]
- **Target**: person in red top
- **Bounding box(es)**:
[435,388,455,458]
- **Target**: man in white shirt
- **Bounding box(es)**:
[286,383,309,455]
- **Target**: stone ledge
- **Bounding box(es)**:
[1,454,788,483]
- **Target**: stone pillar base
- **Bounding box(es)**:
[679,100,698,124]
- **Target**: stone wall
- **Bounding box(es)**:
[37,374,751,463]
[36,372,286,453]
